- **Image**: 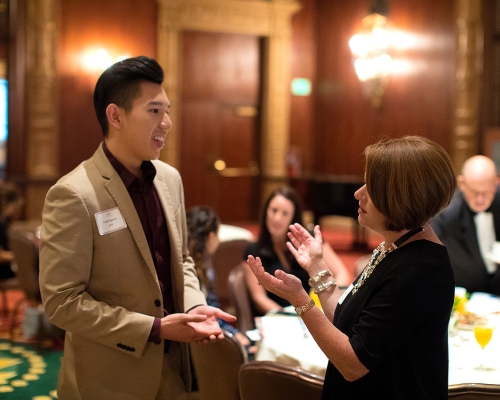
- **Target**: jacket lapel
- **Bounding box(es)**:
[92,143,159,283]
[153,174,184,297]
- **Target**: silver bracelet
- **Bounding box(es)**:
[308,270,337,294]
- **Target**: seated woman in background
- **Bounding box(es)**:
[187,205,252,352]
[0,182,23,280]
[243,186,351,315]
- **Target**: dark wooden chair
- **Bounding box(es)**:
[190,330,248,400]
[212,239,252,311]
[227,263,255,333]
[448,383,500,399]
[8,228,41,340]
[238,360,324,400]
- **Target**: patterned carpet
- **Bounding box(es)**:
[0,291,62,399]
[0,339,61,399]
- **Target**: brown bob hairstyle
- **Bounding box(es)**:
[364,135,456,232]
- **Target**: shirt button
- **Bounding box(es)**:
[154,300,161,307]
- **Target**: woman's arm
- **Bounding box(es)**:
[247,256,369,381]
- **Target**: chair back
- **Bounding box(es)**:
[8,228,40,302]
[448,383,500,399]
[190,330,248,400]
[212,239,252,310]
[238,360,324,400]
[228,263,255,333]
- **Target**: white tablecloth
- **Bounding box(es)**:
[218,224,254,242]
[448,321,500,385]
[254,313,500,384]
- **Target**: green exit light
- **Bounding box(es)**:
[291,78,311,96]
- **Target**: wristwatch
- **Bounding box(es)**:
[294,299,315,316]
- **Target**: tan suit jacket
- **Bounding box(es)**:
[39,143,206,400]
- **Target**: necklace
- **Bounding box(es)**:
[351,227,423,295]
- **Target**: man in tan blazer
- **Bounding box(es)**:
[39,56,235,400]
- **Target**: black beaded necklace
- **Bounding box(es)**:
[351,227,424,295]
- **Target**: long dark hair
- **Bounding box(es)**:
[186,205,220,290]
[257,186,303,259]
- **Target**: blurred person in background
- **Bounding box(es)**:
[0,181,23,279]
[243,185,351,315]
[431,155,500,295]
[187,205,254,354]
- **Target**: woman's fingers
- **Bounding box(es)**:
[313,224,323,242]
[286,239,299,257]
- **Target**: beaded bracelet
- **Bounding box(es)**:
[294,299,315,316]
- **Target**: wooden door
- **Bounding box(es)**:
[180,31,261,222]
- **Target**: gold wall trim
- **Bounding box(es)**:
[156,0,301,181]
[453,0,482,172]
[26,0,59,178]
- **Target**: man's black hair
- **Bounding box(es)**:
[93,56,164,136]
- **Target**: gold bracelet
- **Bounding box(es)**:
[294,299,315,316]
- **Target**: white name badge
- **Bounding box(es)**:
[338,283,353,305]
[95,208,127,235]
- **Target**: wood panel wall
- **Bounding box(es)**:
[289,0,317,175]
[6,0,460,220]
[57,0,157,174]
[313,0,456,176]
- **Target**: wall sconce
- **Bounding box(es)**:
[83,49,130,74]
[349,0,392,108]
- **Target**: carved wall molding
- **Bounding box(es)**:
[26,0,59,178]
[453,0,482,172]
[156,0,301,185]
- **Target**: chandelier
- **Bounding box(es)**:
[349,1,392,108]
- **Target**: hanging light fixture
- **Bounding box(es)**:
[349,0,392,108]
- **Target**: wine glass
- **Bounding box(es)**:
[473,317,494,370]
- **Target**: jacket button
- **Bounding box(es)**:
[154,300,161,307]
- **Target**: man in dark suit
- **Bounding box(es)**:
[431,155,500,295]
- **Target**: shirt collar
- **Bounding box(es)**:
[102,141,156,187]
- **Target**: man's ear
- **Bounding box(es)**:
[106,104,123,130]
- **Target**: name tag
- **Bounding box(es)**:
[338,283,353,305]
[95,208,127,235]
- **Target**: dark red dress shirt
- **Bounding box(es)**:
[103,143,172,344]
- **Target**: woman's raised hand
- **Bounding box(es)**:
[246,255,307,306]
[286,224,324,272]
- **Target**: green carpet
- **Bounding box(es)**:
[0,340,60,399]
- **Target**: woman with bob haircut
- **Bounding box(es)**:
[247,136,456,399]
